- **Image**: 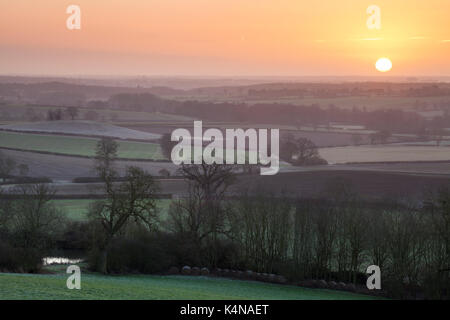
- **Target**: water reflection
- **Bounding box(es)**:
[43,257,83,265]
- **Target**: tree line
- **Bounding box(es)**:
[108,93,447,134]
[1,139,449,299]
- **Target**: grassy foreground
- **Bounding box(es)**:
[0,270,377,300]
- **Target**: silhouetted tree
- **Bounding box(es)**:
[280,134,327,165]
[66,106,79,120]
[159,133,177,160]
[90,138,160,274]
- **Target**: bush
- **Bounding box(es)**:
[191,267,200,275]
[301,156,328,166]
[57,221,91,251]
[168,266,179,275]
[88,231,239,274]
[0,242,43,273]
[102,236,176,274]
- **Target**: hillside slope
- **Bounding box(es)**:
[0,120,161,140]
[0,272,375,300]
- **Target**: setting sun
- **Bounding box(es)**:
[1,0,450,76]
[375,58,393,72]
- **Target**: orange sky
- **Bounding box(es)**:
[0,0,449,76]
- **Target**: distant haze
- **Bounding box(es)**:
[1,0,450,77]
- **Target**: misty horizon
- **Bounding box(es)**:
[1,1,450,77]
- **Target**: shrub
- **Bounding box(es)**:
[103,236,176,274]
[168,266,179,275]
[0,242,43,273]
[57,221,91,251]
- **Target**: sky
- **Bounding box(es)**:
[0,0,449,77]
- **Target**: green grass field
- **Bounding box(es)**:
[0,270,376,300]
[52,199,95,221]
[0,131,165,160]
[53,199,173,221]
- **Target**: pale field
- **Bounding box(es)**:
[392,140,450,147]
[0,120,161,140]
[319,145,450,164]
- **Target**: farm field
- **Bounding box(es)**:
[4,170,446,202]
[54,199,173,222]
[392,140,450,147]
[0,272,375,300]
[0,131,165,160]
[170,93,450,112]
[281,161,450,175]
[319,145,450,164]
[239,95,450,111]
[0,103,194,122]
[0,120,161,140]
[53,199,94,221]
[122,122,375,148]
[0,149,177,180]
[236,170,450,200]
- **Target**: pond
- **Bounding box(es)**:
[43,257,83,266]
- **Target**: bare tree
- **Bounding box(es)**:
[10,184,62,249]
[95,137,118,186]
[351,134,363,146]
[383,208,427,298]
[0,151,16,182]
[293,199,315,279]
[227,191,292,272]
[159,133,177,160]
[89,166,160,274]
[90,138,159,273]
[426,187,450,297]
[345,203,368,283]
[166,162,236,266]
[179,162,236,200]
[280,134,326,165]
[47,109,62,121]
[0,189,13,229]
[66,106,79,120]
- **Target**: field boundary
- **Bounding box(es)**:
[72,176,184,183]
[344,159,450,165]
[1,194,173,200]
[0,128,160,143]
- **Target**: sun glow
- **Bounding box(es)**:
[375,58,393,72]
